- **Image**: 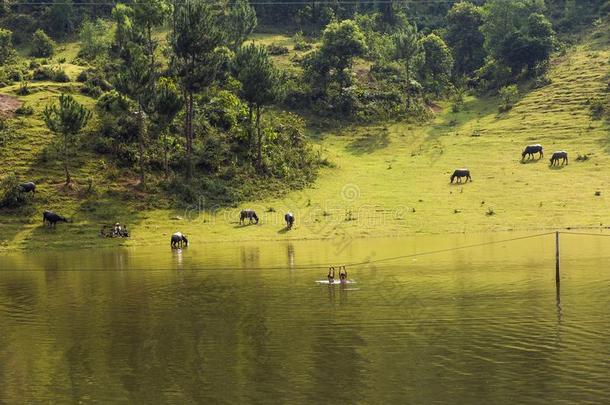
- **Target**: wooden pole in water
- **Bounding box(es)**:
[555,231,560,285]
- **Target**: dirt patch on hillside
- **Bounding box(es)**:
[0,94,22,117]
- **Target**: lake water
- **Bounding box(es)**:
[1,233,609,404]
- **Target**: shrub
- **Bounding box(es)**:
[15,103,34,115]
[498,85,519,112]
[267,43,289,55]
[0,173,28,208]
[32,66,70,82]
[53,69,70,82]
[16,81,30,95]
[589,95,608,120]
[30,29,55,58]
[80,81,102,98]
[293,31,312,51]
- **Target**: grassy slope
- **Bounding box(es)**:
[0,30,609,252]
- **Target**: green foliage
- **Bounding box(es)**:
[32,66,70,82]
[78,18,112,60]
[304,19,367,92]
[15,103,33,115]
[30,29,55,58]
[498,84,519,112]
[223,0,257,50]
[0,173,28,209]
[45,0,75,37]
[16,81,29,95]
[43,93,92,184]
[234,43,283,168]
[170,0,227,179]
[420,33,454,96]
[445,2,486,77]
[0,28,15,64]
[293,31,312,51]
[589,94,609,120]
[392,23,423,82]
[481,0,554,77]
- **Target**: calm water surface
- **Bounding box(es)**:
[1,233,609,404]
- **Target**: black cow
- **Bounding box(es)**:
[43,210,68,227]
[550,151,568,166]
[18,182,36,195]
[171,232,188,248]
[522,144,544,161]
[285,212,295,230]
[240,209,259,225]
[450,169,472,183]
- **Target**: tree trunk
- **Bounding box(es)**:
[185,91,194,180]
[137,108,146,187]
[248,103,254,154]
[163,131,169,179]
[64,132,71,185]
[256,105,262,171]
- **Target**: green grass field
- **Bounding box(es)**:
[0,29,609,252]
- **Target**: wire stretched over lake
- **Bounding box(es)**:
[1,231,557,272]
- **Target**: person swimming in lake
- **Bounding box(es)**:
[327,266,335,284]
[339,266,347,284]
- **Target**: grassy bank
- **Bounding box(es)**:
[1,31,609,253]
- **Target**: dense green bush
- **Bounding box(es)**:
[32,66,70,82]
[30,29,55,57]
[498,84,519,112]
[15,103,34,115]
[0,173,28,208]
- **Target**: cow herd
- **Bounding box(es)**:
[451,144,568,184]
[11,143,569,248]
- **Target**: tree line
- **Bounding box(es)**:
[0,0,608,206]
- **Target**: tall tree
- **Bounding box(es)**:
[46,0,74,37]
[152,77,183,178]
[224,0,257,51]
[115,43,155,187]
[393,23,423,85]
[43,94,91,185]
[233,43,282,169]
[420,33,454,96]
[445,2,486,77]
[170,0,226,180]
[305,20,366,87]
[0,28,15,64]
[132,0,170,69]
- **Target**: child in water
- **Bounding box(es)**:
[327,266,335,284]
[339,266,347,284]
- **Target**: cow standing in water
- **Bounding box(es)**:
[18,182,36,195]
[285,212,295,230]
[450,169,472,183]
[171,232,188,248]
[550,151,568,166]
[43,210,68,227]
[522,144,544,161]
[240,210,259,225]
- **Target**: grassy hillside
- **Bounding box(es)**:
[0,29,608,252]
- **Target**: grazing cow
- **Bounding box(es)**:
[522,144,544,161]
[550,151,568,166]
[285,212,295,230]
[43,210,68,227]
[171,232,188,248]
[18,182,36,195]
[450,169,472,184]
[240,209,259,225]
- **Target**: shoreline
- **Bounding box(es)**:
[2,222,610,255]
